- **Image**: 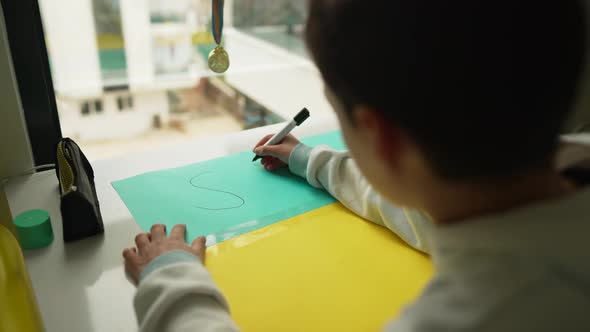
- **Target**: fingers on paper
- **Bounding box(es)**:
[191,236,206,250]
[122,246,137,259]
[192,236,207,263]
[135,232,150,249]
[151,224,166,241]
[170,224,187,241]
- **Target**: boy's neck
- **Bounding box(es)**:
[425,170,575,225]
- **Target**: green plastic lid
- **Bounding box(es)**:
[14,209,54,250]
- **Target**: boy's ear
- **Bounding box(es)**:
[353,106,404,168]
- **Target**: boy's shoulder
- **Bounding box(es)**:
[385,149,590,332]
[386,256,590,331]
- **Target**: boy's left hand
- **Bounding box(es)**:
[123,224,206,284]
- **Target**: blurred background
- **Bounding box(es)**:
[39,0,332,160]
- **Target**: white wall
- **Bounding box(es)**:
[134,91,170,124]
[66,91,169,141]
[120,0,155,90]
[151,0,192,13]
[225,0,234,27]
[151,27,193,74]
[0,3,34,178]
[38,0,102,98]
[55,97,82,139]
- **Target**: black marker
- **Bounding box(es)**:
[252,108,310,162]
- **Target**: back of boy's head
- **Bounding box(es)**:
[306,0,586,180]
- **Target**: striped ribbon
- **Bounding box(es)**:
[212,0,224,45]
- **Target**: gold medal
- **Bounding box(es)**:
[208,46,230,73]
[209,0,229,73]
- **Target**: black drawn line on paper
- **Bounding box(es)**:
[189,172,245,210]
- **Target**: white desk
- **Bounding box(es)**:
[5,116,339,332]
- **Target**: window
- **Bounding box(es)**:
[117,95,133,111]
[11,0,328,161]
[0,0,62,165]
[95,100,103,113]
[81,99,104,116]
[4,0,588,165]
[81,102,90,115]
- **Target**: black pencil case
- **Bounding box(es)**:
[55,138,104,242]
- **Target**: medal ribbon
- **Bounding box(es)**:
[212,0,224,45]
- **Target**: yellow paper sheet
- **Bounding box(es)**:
[207,203,433,332]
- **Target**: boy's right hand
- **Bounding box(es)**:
[253,134,300,171]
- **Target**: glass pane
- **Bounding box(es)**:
[81,102,90,115]
[117,97,123,111]
[38,0,329,161]
[95,100,103,112]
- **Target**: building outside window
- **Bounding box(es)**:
[117,95,133,111]
[38,0,328,160]
[81,99,104,116]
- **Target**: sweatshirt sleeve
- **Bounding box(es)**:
[134,251,240,332]
[289,143,432,253]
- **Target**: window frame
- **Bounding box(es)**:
[81,99,104,116]
[0,0,62,166]
[95,100,103,113]
[117,95,133,112]
[81,102,91,116]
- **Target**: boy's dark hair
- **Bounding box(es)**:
[306,0,586,180]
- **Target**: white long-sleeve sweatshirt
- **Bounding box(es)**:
[133,137,590,332]
[133,143,431,332]
[288,144,433,253]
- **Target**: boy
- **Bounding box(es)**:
[123,0,590,330]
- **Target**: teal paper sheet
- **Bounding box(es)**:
[112,131,346,244]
